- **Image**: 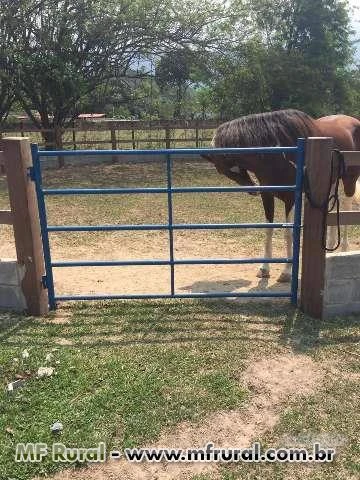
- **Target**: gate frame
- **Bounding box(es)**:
[31,141,306,310]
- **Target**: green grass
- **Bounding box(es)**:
[0,300,271,479]
[0,302,359,479]
[0,150,359,479]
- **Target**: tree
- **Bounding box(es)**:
[205,40,270,118]
[155,49,196,118]
[250,0,354,114]
[2,0,235,150]
[0,1,21,124]
[201,0,355,118]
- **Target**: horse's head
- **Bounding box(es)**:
[201,153,259,194]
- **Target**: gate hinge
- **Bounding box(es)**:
[42,275,48,289]
[28,166,36,181]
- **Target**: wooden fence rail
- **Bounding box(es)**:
[0,119,219,150]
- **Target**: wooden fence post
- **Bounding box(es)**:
[165,127,171,149]
[195,126,199,148]
[300,137,333,319]
[131,129,136,150]
[72,121,76,150]
[2,138,49,316]
[110,122,117,163]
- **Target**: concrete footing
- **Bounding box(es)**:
[323,251,360,318]
[0,259,26,312]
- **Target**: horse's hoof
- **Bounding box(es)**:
[277,271,291,283]
[257,268,270,279]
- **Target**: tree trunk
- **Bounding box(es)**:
[41,127,65,168]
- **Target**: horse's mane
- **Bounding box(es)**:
[213,109,319,147]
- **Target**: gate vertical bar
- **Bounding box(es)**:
[291,138,306,305]
[166,154,175,295]
[31,144,56,310]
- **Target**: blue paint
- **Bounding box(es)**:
[43,185,296,195]
[166,155,175,295]
[55,291,292,302]
[51,257,292,268]
[30,144,306,309]
[46,222,294,232]
[31,144,56,310]
[291,138,306,305]
[38,146,298,157]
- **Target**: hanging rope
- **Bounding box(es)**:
[303,149,346,252]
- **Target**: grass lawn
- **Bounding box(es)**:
[0,302,359,480]
[0,153,359,479]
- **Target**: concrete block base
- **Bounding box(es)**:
[324,251,360,318]
[0,259,26,312]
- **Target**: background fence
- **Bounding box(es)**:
[0,119,220,150]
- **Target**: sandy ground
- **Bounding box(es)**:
[39,353,323,480]
[0,226,293,298]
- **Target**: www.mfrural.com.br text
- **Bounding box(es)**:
[14,442,335,464]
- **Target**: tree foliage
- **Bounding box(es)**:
[0,0,358,130]
[2,0,233,146]
[0,0,22,123]
[155,49,197,118]
[206,0,355,118]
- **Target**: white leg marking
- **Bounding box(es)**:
[341,196,352,252]
[327,226,337,250]
[257,223,273,278]
[278,208,294,283]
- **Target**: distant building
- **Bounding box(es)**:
[77,113,106,120]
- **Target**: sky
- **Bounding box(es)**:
[349,0,360,58]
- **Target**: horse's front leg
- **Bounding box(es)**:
[278,203,294,283]
[257,192,274,279]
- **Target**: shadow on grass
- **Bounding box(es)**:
[0,299,359,355]
[280,308,360,352]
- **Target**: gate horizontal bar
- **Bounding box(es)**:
[51,257,292,267]
[38,146,299,157]
[55,291,292,301]
[47,222,294,232]
[43,185,296,195]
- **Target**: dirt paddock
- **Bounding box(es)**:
[0,226,291,298]
[0,160,359,300]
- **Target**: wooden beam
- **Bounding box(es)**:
[301,137,334,320]
[165,127,171,149]
[0,118,220,134]
[327,210,360,226]
[0,210,13,225]
[341,151,360,167]
[2,138,49,316]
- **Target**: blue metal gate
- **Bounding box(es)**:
[31,140,305,310]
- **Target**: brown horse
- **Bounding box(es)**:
[204,109,360,282]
